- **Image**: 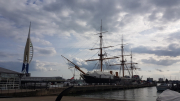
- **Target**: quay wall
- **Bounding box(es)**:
[69,84,155,93]
[0,84,155,97]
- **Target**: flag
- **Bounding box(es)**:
[70,77,74,80]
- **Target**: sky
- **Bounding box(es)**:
[1,0,180,80]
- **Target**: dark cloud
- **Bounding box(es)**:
[156,69,163,72]
[150,0,180,7]
[113,43,180,57]
[0,51,18,58]
[147,0,180,22]
[120,0,152,15]
[131,43,180,57]
[1,0,180,42]
[118,14,135,27]
[42,0,122,32]
[34,47,56,56]
[17,58,22,61]
[142,57,179,66]
[167,31,180,42]
[120,0,180,23]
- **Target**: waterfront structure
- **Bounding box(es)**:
[159,78,163,82]
[22,22,33,75]
[21,76,65,82]
[147,78,153,82]
[133,75,140,80]
[0,67,23,89]
[21,76,65,88]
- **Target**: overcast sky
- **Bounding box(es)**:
[1,0,180,80]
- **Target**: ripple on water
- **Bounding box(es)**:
[73,86,162,101]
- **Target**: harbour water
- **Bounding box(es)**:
[74,86,161,101]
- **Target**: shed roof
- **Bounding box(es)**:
[0,67,22,74]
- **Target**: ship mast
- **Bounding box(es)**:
[131,51,133,78]
[99,20,103,71]
[61,55,86,74]
[130,51,139,78]
[62,20,120,73]
[112,35,129,77]
[110,36,139,77]
[121,35,125,77]
[86,20,119,71]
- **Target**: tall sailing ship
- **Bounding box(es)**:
[62,21,140,84]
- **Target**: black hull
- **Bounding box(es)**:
[81,75,121,83]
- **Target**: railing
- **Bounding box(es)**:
[0,84,19,89]
[0,81,19,90]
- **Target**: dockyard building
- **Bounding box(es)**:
[159,78,163,82]
[0,67,23,89]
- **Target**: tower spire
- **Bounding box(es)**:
[22,22,33,75]
[28,22,31,38]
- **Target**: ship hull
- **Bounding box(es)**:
[81,74,121,83]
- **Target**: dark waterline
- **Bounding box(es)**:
[72,86,162,101]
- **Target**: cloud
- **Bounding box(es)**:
[69,57,95,71]
[31,37,52,46]
[34,47,56,56]
[141,57,179,66]
[66,57,120,71]
[0,60,60,72]
[30,60,60,71]
[48,67,60,71]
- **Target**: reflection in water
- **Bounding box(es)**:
[123,90,126,99]
[74,87,162,101]
[131,89,135,99]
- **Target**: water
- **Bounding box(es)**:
[74,87,162,101]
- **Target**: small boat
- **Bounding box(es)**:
[157,89,180,101]
[156,83,169,91]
